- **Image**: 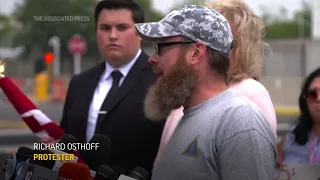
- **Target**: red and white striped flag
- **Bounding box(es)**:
[0,73,84,163]
[0,76,65,140]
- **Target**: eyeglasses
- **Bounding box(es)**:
[306,89,320,102]
[154,41,195,55]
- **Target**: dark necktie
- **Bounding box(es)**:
[95,70,123,134]
[104,70,123,105]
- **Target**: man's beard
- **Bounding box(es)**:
[143,55,198,121]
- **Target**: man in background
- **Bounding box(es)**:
[46,0,164,175]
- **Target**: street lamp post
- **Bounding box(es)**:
[48,36,61,77]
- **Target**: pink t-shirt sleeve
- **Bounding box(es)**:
[248,91,277,136]
[231,78,277,138]
[153,106,184,169]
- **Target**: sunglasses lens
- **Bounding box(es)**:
[307,90,318,101]
[155,44,159,54]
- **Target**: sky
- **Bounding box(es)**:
[152,0,307,18]
[0,0,310,19]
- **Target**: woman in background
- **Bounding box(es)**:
[277,67,320,165]
[153,0,277,168]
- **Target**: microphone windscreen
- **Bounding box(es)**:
[58,162,91,180]
[15,162,59,180]
[3,153,16,180]
[59,134,78,153]
[95,165,118,180]
[16,147,33,161]
[129,167,149,180]
[29,149,55,169]
[85,134,111,171]
[59,134,77,144]
[56,134,84,162]
[112,166,126,175]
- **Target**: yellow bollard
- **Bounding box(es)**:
[34,71,48,101]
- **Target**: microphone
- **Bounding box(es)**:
[15,147,34,162]
[28,149,56,169]
[59,134,85,163]
[3,152,17,180]
[89,170,96,180]
[3,147,34,180]
[58,134,78,153]
[14,162,58,180]
[51,134,78,171]
[58,134,85,163]
[15,149,57,180]
[117,175,138,180]
[116,167,148,180]
[94,166,148,180]
[58,162,91,180]
[95,165,119,180]
[128,167,148,180]
[84,134,111,171]
[112,166,126,176]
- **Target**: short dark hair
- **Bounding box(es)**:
[207,49,230,82]
[94,0,145,27]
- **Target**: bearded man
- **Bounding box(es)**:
[135,5,277,180]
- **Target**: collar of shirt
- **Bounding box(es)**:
[100,49,142,82]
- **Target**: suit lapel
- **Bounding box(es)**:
[79,62,105,140]
[95,52,149,132]
[109,52,149,112]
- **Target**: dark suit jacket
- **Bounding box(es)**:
[60,51,164,176]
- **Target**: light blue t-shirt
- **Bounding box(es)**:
[284,127,320,164]
[152,89,277,180]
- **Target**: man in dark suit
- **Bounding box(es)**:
[58,0,164,175]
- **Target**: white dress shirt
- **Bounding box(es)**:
[86,49,142,142]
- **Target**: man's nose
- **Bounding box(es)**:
[317,93,320,102]
[109,28,118,40]
[148,53,158,64]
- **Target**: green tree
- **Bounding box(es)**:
[135,0,163,22]
[0,14,9,38]
[11,0,165,57]
[131,0,164,47]
[170,0,205,11]
[0,14,19,46]
[12,0,97,57]
[262,1,311,39]
[259,5,272,25]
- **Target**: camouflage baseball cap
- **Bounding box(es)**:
[135,5,233,55]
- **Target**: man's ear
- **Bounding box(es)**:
[135,31,142,41]
[190,42,206,66]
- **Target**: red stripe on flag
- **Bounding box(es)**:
[42,122,65,140]
[0,77,37,114]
